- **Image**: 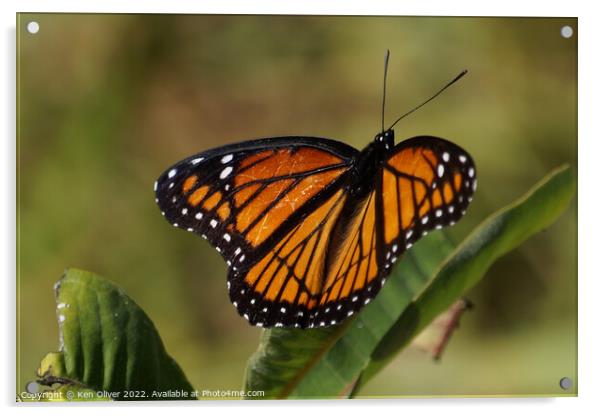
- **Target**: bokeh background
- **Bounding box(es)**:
[17,14,577,397]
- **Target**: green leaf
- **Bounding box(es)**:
[353,164,576,394]
[36,268,196,400]
[245,165,575,399]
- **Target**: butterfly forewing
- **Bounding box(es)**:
[155,136,357,269]
[379,135,477,267]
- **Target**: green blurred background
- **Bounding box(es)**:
[17,14,577,397]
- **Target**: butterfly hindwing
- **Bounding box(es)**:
[228,189,348,328]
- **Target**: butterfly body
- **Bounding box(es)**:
[155,128,476,329]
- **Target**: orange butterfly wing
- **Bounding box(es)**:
[155,137,358,327]
[156,137,356,262]
[310,136,477,325]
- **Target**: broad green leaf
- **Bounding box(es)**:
[36,268,196,400]
[245,165,574,399]
[353,164,576,394]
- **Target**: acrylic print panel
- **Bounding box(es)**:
[16,13,577,400]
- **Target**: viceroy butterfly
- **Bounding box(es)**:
[155,52,476,329]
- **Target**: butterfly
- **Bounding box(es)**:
[155,53,476,329]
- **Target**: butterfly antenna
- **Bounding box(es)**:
[388,69,468,131]
[381,50,390,133]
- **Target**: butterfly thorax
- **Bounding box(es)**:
[350,129,395,199]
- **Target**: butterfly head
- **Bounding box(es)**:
[374,129,395,151]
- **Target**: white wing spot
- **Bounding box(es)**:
[191,157,204,165]
[435,209,442,217]
[406,229,413,239]
[262,307,268,313]
[364,298,371,305]
[221,154,233,164]
[468,167,475,178]
[352,296,358,302]
[448,206,455,214]
[173,223,179,227]
[442,152,450,162]
[223,233,231,242]
[168,169,177,178]
[220,166,233,179]
[392,244,398,253]
[234,247,241,256]
[187,227,193,232]
[422,216,429,224]
[210,219,218,228]
[459,155,467,163]
[406,243,413,249]
[239,254,246,262]
[280,307,286,313]
[181,208,188,215]
[153,181,158,191]
[347,310,354,316]
[195,212,203,220]
[168,183,174,189]
[437,164,445,177]
[336,305,342,310]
